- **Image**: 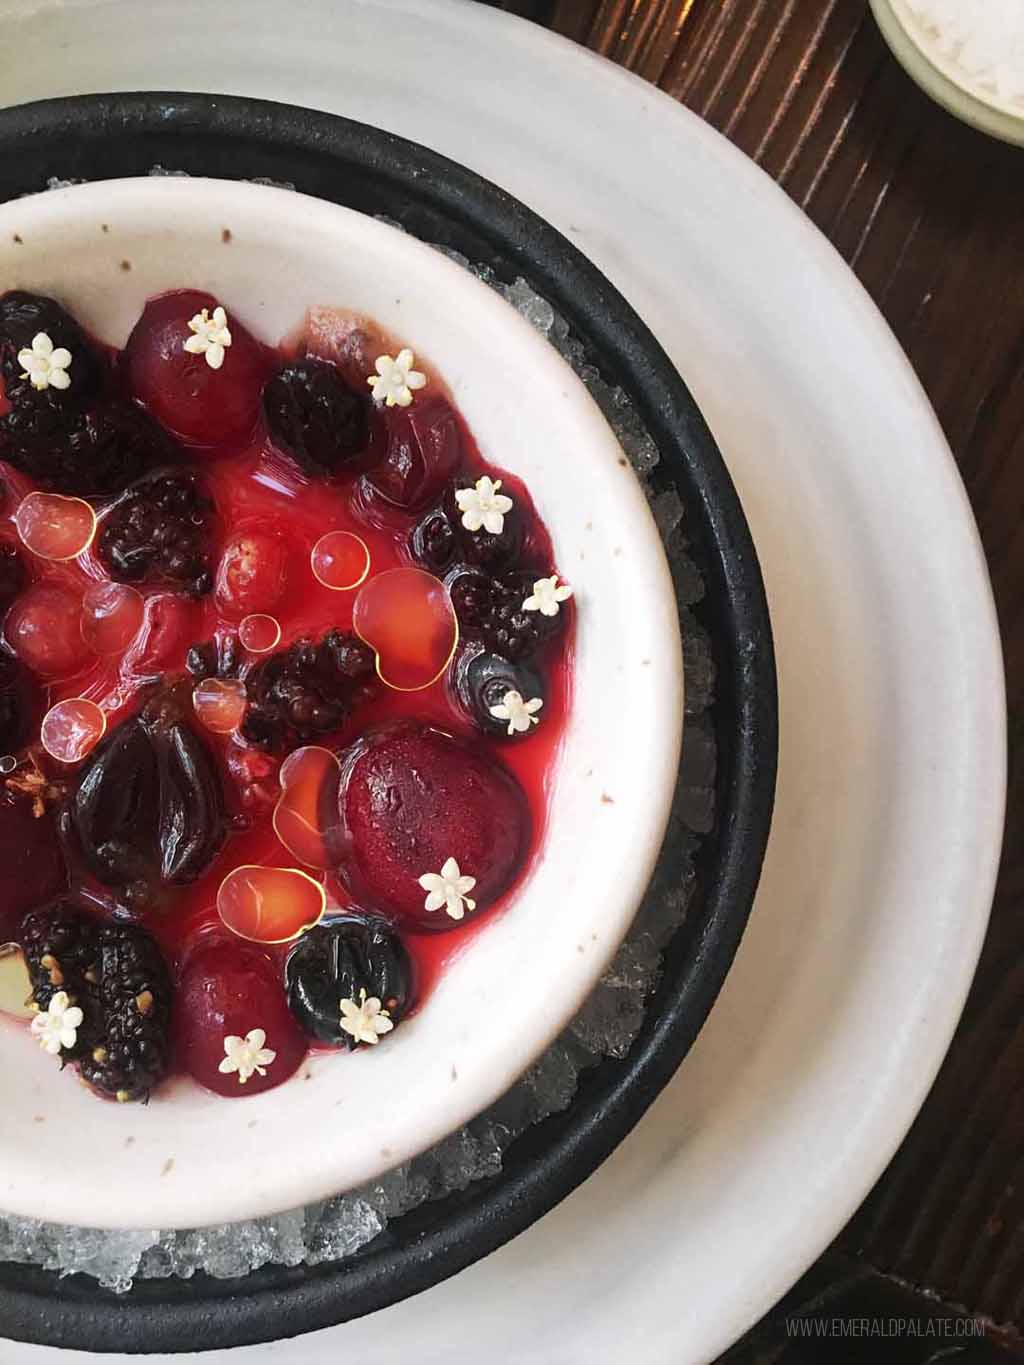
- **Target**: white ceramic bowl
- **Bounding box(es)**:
[0,178,682,1230]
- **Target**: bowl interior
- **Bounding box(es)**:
[0,177,682,1230]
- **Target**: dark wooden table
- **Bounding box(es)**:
[493,2,1022,1359]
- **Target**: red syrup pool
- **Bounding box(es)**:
[0,289,574,1101]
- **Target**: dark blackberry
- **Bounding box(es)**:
[241,629,376,752]
[98,469,215,597]
[0,653,36,755]
[410,478,524,576]
[410,505,459,575]
[285,915,413,1048]
[78,921,173,1103]
[186,632,242,681]
[20,902,101,1060]
[0,291,106,418]
[452,648,546,739]
[0,400,173,497]
[263,358,371,476]
[0,542,27,612]
[447,566,563,662]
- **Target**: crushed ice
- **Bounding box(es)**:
[0,208,716,1291]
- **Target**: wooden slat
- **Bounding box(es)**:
[514,0,1024,1344]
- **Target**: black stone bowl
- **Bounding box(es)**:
[0,93,777,1353]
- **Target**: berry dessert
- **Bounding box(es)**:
[0,288,574,1104]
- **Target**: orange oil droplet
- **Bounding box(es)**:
[80,581,145,655]
[217,864,326,944]
[273,745,344,869]
[311,531,371,591]
[192,677,248,734]
[40,698,107,764]
[353,567,458,691]
[239,613,282,653]
[15,492,97,561]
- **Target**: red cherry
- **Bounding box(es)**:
[122,290,271,452]
[5,583,90,678]
[338,724,530,929]
[364,397,462,510]
[0,796,68,937]
[215,527,289,618]
[174,939,307,1098]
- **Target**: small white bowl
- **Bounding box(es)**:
[871,0,1024,145]
[0,178,682,1229]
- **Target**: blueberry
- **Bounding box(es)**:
[285,915,413,1047]
[453,648,546,739]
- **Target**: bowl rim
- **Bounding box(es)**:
[0,91,777,1353]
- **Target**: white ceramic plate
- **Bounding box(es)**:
[0,177,682,1230]
[0,3,1005,1363]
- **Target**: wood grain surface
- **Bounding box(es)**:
[493,0,1023,1355]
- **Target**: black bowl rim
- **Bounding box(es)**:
[0,91,778,1353]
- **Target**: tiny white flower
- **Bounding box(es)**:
[367,348,427,407]
[218,1028,277,1084]
[18,332,72,392]
[183,305,233,370]
[339,988,394,1047]
[30,990,84,1056]
[418,856,477,921]
[489,689,543,736]
[523,575,573,617]
[454,476,514,535]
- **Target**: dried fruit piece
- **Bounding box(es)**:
[263,358,374,476]
[285,915,412,1047]
[217,864,326,944]
[338,724,530,928]
[273,745,344,869]
[174,939,307,1098]
[41,699,107,764]
[241,630,376,753]
[310,531,370,591]
[98,469,215,597]
[123,290,270,451]
[77,921,173,1102]
[62,689,226,907]
[80,582,144,656]
[5,583,88,679]
[352,567,458,691]
[15,492,96,561]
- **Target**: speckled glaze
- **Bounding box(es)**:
[0,175,684,1231]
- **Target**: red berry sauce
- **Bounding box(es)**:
[0,290,574,1100]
